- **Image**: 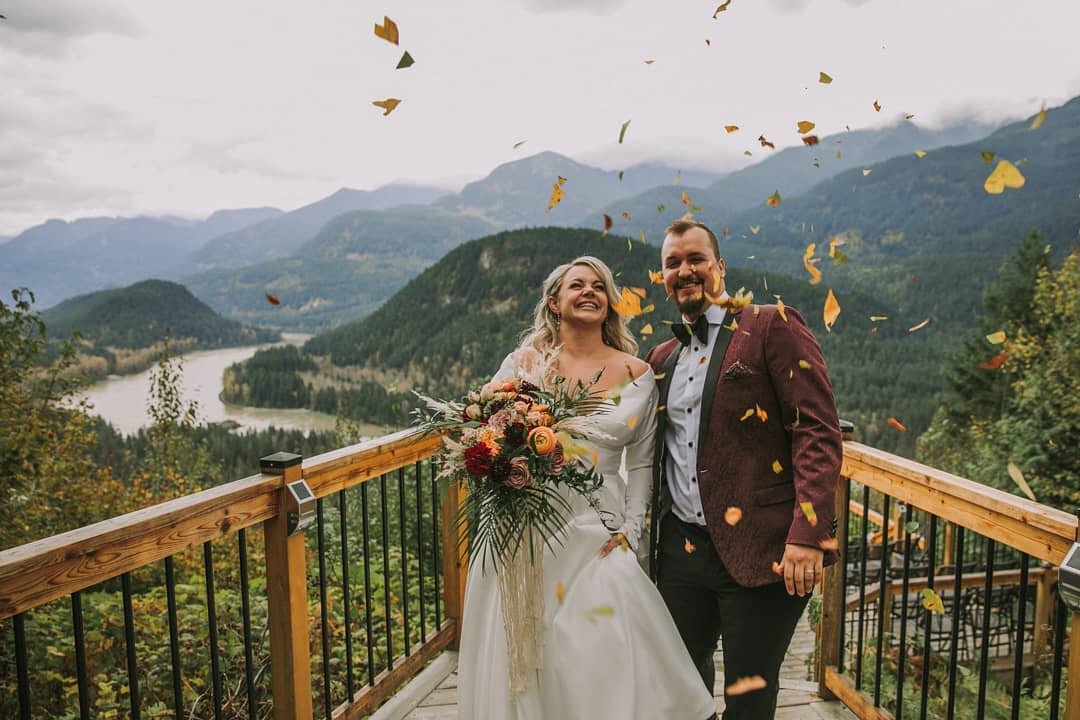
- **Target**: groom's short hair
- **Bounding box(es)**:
[664,219,721,260]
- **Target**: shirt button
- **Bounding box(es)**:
[697,512,703,517]
[691,477,697,483]
[689,377,694,382]
[689,441,694,447]
[693,347,699,352]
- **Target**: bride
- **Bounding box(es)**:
[457,256,717,719]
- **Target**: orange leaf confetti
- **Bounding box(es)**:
[373,15,400,45]
[823,290,841,332]
[725,125,740,133]
[887,417,907,432]
[986,330,1006,344]
[713,0,732,17]
[612,287,652,318]
[373,98,402,115]
[265,293,281,305]
[765,190,782,207]
[724,506,743,526]
[905,113,916,120]
[873,100,881,112]
[908,318,931,333]
[755,404,768,423]
[547,176,567,211]
[776,297,788,321]
[648,269,664,285]
[727,676,767,697]
[802,135,819,147]
[797,120,816,134]
[601,214,613,237]
[627,415,639,429]
[980,351,1008,369]
[803,243,822,285]
[819,71,833,84]
[681,190,692,206]
[914,149,927,158]
[800,502,819,526]
[984,159,1025,195]
[828,236,845,258]
[772,459,783,474]
[684,538,697,554]
[758,135,776,149]
[621,211,632,221]
[556,581,566,604]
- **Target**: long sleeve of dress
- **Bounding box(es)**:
[616,381,659,550]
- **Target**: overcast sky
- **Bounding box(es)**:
[1,0,1078,236]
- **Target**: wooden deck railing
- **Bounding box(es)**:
[3,430,1078,719]
[0,428,463,720]
[817,441,1080,720]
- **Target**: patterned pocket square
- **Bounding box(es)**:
[721,360,754,381]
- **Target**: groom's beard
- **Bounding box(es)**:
[674,282,707,317]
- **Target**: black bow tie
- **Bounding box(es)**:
[672,315,710,346]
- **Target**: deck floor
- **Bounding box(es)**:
[401,606,855,719]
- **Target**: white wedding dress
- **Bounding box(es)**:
[457,356,716,720]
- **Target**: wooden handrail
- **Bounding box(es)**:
[842,442,1078,565]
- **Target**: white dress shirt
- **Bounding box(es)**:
[664,303,727,526]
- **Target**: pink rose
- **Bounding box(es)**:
[549,443,565,475]
[489,409,512,431]
[506,456,533,489]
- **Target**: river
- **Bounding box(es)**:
[82,333,340,436]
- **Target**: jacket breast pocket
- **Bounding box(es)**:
[752,483,796,506]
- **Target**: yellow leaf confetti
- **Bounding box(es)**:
[870,315,888,322]
[981,151,996,165]
[640,323,653,337]
[914,149,927,158]
[648,269,664,285]
[908,318,931,333]
[802,244,822,285]
[547,176,567,211]
[776,296,788,322]
[556,581,566,604]
[984,159,1025,195]
[797,120,816,134]
[373,16,400,45]
[1030,106,1047,130]
[513,140,527,149]
[798,359,811,369]
[986,330,1006,344]
[725,125,740,133]
[749,225,760,235]
[818,71,833,84]
[713,0,733,17]
[1007,462,1037,502]
[823,290,841,332]
[618,119,631,144]
[800,502,818,526]
[373,98,402,116]
[724,506,743,526]
[584,605,616,624]
[765,190,782,207]
[626,415,639,430]
[681,190,692,206]
[772,459,783,474]
[740,408,755,422]
[920,588,945,614]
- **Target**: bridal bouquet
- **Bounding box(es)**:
[413,350,612,572]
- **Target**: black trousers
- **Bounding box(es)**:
[657,514,810,720]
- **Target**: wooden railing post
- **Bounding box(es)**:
[261,452,314,720]
[818,420,854,698]
[441,478,468,649]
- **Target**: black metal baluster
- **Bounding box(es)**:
[873,494,890,707]
[837,476,851,675]
[855,483,871,691]
[317,499,333,719]
[380,473,394,670]
[361,482,377,685]
[975,539,995,717]
[339,489,356,699]
[1009,554,1030,720]
[399,467,411,655]
[431,468,442,628]
[203,542,223,720]
[13,612,30,720]
[164,556,184,719]
[896,504,913,718]
[1049,593,1066,720]
[121,572,141,720]
[237,529,257,720]
[71,591,90,720]
[415,461,427,644]
[918,514,937,720]
[946,526,965,719]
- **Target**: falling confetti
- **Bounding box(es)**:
[873,100,881,112]
[584,605,616,624]
[648,269,664,285]
[640,323,653,337]
[984,160,1025,195]
[914,149,927,158]
[921,588,945,614]
[818,71,833,84]
[766,190,782,207]
[618,119,631,144]
[727,676,768,696]
[725,507,743,526]
[396,50,415,69]
[1007,462,1037,501]
[887,417,907,432]
[602,214,613,236]
[547,178,566,211]
[797,120,816,134]
[986,331,1006,344]
[749,225,760,234]
[803,244,822,285]
[870,316,888,322]
[265,293,281,305]
[798,359,811,369]
[684,538,697,554]
[823,290,841,332]
[755,404,768,423]
[373,98,402,115]
[1030,106,1048,130]
[621,211,632,221]
[725,125,740,133]
[776,296,788,321]
[908,318,931,333]
[740,408,755,421]
[713,0,733,17]
[758,135,776,149]
[374,16,400,45]
[772,459,783,474]
[556,581,566,604]
[800,502,818,527]
[802,135,819,146]
[981,151,996,165]
[612,287,654,318]
[981,351,1008,370]
[513,140,527,149]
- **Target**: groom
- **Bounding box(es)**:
[645,220,842,719]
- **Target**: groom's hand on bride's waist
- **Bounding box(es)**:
[774,543,824,597]
[598,532,629,558]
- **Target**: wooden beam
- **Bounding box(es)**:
[818,474,850,697]
[302,429,443,499]
[263,455,313,720]
[824,666,896,720]
[331,624,455,720]
[0,473,280,620]
[441,479,468,650]
[842,445,1076,564]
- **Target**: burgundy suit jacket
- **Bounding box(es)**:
[646,304,842,587]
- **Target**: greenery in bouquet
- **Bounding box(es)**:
[413,358,614,572]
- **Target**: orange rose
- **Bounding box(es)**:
[527,426,557,456]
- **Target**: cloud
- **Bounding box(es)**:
[766,0,872,12]
[516,0,627,15]
[0,0,139,56]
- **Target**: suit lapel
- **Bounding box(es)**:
[696,310,739,459]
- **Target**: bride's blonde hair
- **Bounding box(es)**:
[519,256,638,356]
